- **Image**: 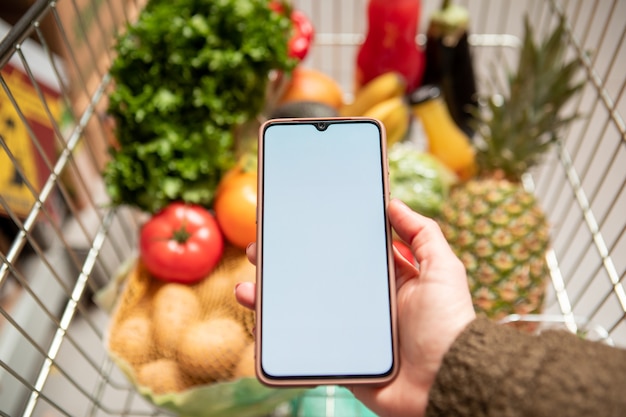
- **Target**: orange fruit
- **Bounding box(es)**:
[215,153,257,200]
[214,172,257,249]
[280,67,344,109]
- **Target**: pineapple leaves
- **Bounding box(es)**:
[474,15,584,181]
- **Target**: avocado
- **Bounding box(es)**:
[269,101,339,119]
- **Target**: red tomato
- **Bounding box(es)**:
[139,202,224,284]
[393,240,416,266]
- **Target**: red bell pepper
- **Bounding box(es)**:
[270,1,314,61]
[356,0,425,92]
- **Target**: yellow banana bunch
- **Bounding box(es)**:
[363,96,410,147]
[339,72,410,146]
[339,72,406,117]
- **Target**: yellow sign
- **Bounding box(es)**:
[0,64,61,219]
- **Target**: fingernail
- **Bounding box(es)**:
[234,282,242,294]
[246,242,254,251]
[392,198,409,210]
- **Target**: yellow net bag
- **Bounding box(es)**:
[102,246,302,416]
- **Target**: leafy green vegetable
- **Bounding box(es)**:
[388,144,456,217]
[105,0,295,213]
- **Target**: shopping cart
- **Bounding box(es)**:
[0,0,624,416]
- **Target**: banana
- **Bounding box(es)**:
[384,103,411,147]
[363,96,410,147]
[339,72,406,117]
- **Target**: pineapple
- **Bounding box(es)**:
[439,17,583,321]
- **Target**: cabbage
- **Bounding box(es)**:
[388,143,457,217]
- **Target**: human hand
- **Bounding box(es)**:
[235,198,476,417]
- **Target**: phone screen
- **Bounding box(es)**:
[258,119,396,383]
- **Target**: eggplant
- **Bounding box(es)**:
[421,0,478,138]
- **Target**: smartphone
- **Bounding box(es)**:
[256,117,398,387]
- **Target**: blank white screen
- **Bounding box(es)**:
[260,121,393,378]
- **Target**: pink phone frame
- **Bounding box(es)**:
[255,117,399,387]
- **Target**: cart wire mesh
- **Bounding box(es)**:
[0,0,624,416]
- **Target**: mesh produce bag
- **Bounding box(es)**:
[101,246,303,416]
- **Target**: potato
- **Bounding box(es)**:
[108,314,153,366]
[233,342,256,379]
[177,317,247,382]
[197,254,256,335]
[151,283,201,358]
[137,358,189,394]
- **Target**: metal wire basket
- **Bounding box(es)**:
[0,0,624,416]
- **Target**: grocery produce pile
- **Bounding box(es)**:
[99,0,583,414]
[108,248,255,392]
[105,252,303,417]
[99,0,306,414]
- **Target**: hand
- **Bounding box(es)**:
[235,199,476,417]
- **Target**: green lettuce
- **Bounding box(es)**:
[104,0,295,213]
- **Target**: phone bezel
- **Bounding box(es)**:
[255,117,399,387]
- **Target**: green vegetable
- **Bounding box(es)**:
[105,0,296,213]
[388,143,456,217]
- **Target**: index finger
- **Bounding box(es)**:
[388,199,458,265]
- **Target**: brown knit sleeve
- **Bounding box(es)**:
[425,317,626,417]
